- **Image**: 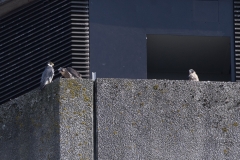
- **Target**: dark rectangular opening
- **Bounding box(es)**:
[147,34,231,81]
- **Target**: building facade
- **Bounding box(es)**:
[90,0,234,82]
[0,0,238,104]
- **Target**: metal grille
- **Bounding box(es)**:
[71,1,90,77]
[234,0,240,81]
[0,0,89,105]
[0,0,11,5]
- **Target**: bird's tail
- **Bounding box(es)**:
[40,83,45,91]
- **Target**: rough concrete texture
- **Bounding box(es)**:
[96,78,240,160]
[0,78,93,160]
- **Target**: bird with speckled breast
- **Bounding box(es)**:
[40,61,54,90]
[189,69,199,81]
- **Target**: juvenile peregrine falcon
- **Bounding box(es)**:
[58,67,82,79]
[40,61,54,90]
[189,69,199,81]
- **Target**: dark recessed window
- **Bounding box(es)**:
[147,34,231,81]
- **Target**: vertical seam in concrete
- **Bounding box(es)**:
[93,79,98,160]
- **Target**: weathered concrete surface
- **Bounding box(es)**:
[0,78,93,160]
[96,78,240,160]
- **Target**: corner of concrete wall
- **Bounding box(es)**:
[58,78,94,160]
[0,78,93,160]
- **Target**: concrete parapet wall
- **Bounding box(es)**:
[96,79,240,160]
[0,78,93,160]
[2,78,240,159]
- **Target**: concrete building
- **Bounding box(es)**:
[0,0,238,103]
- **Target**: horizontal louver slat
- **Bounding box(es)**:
[235,0,240,81]
[70,0,89,78]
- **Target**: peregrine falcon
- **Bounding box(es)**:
[189,69,199,81]
[58,67,82,79]
[40,61,54,90]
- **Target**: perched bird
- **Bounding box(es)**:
[58,67,82,79]
[189,69,199,81]
[40,61,54,90]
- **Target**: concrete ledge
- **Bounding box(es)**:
[0,78,93,160]
[2,78,240,159]
[0,0,36,17]
[96,78,240,160]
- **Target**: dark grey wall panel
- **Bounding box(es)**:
[193,0,219,22]
[0,0,10,5]
[147,35,231,81]
[89,0,234,80]
[96,78,240,159]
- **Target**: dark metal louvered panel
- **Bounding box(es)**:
[234,0,240,81]
[71,0,90,78]
[0,0,10,5]
[0,0,90,105]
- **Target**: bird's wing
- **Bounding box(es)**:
[189,74,194,80]
[50,67,54,80]
[66,67,81,78]
[40,67,48,89]
[40,66,54,89]
[189,73,198,81]
[194,74,199,81]
[41,67,47,83]
[41,66,54,83]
